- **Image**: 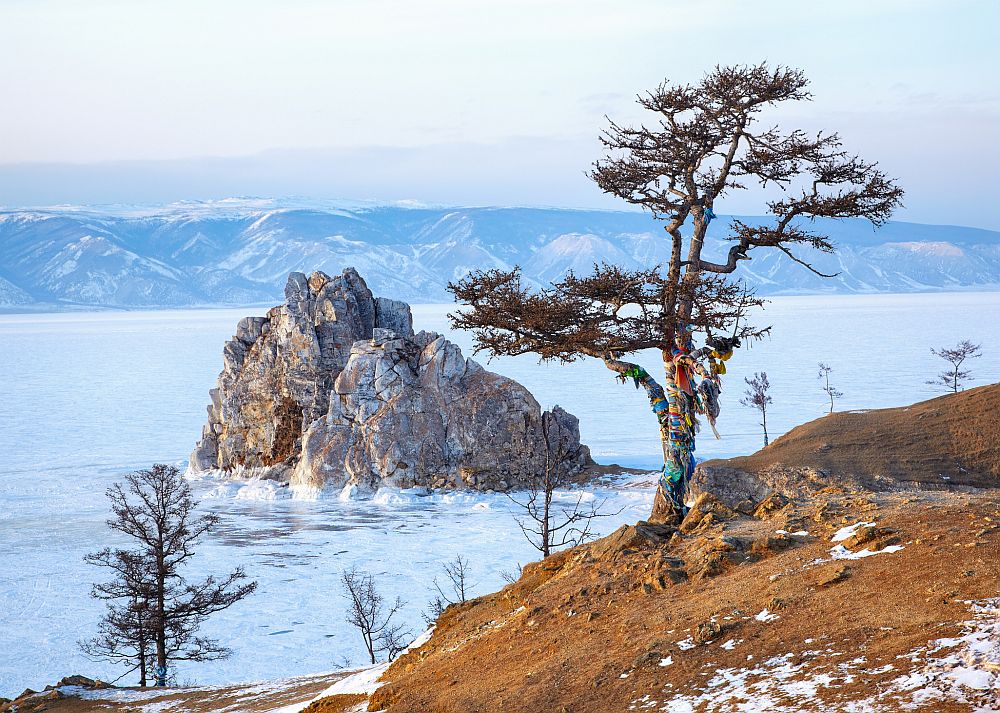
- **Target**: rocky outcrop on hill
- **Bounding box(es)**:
[690,383,1000,509]
[189,269,592,491]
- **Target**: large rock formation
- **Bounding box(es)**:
[189,269,592,492]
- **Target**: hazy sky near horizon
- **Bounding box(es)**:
[2,0,999,228]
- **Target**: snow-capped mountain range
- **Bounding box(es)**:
[2,199,999,309]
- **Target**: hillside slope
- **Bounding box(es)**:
[692,383,1000,507]
[366,491,999,712]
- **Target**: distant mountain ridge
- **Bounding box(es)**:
[2,199,999,309]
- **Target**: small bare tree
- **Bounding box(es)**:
[81,464,257,687]
[818,363,843,414]
[740,371,773,446]
[508,411,620,558]
[341,568,410,664]
[928,340,982,393]
[423,555,472,625]
[499,564,523,585]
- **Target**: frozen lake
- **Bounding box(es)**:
[1,292,999,695]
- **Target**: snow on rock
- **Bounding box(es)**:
[831,522,876,542]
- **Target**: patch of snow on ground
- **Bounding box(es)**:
[755,608,780,622]
[67,687,173,703]
[830,544,904,560]
[270,663,389,713]
[629,646,943,713]
[884,598,1000,710]
[404,626,435,653]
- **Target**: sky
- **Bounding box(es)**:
[1,0,998,228]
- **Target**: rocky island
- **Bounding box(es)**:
[189,268,592,492]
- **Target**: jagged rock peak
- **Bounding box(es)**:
[189,269,592,492]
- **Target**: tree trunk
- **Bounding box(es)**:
[155,555,167,686]
[542,483,552,559]
[542,442,552,558]
[649,371,690,527]
[605,359,691,527]
[762,409,769,447]
[138,621,148,687]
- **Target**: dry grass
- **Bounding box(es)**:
[711,382,1000,489]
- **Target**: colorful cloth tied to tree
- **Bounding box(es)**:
[610,329,730,521]
[615,362,698,519]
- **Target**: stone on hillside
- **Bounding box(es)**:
[680,492,739,534]
[689,463,847,511]
[189,269,592,492]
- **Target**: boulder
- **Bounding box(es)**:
[688,463,847,511]
[190,269,592,492]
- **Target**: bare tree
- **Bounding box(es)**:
[80,464,257,686]
[817,363,843,414]
[80,554,155,686]
[507,410,621,558]
[928,340,982,393]
[450,63,902,524]
[740,371,773,446]
[499,564,523,585]
[341,568,410,664]
[423,555,472,625]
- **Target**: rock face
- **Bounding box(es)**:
[190,269,592,491]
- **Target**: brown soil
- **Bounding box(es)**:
[708,382,1000,489]
[369,490,1000,712]
[302,693,367,712]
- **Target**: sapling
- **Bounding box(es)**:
[818,363,842,414]
[740,371,773,446]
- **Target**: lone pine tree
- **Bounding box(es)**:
[450,63,902,524]
[81,464,256,686]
